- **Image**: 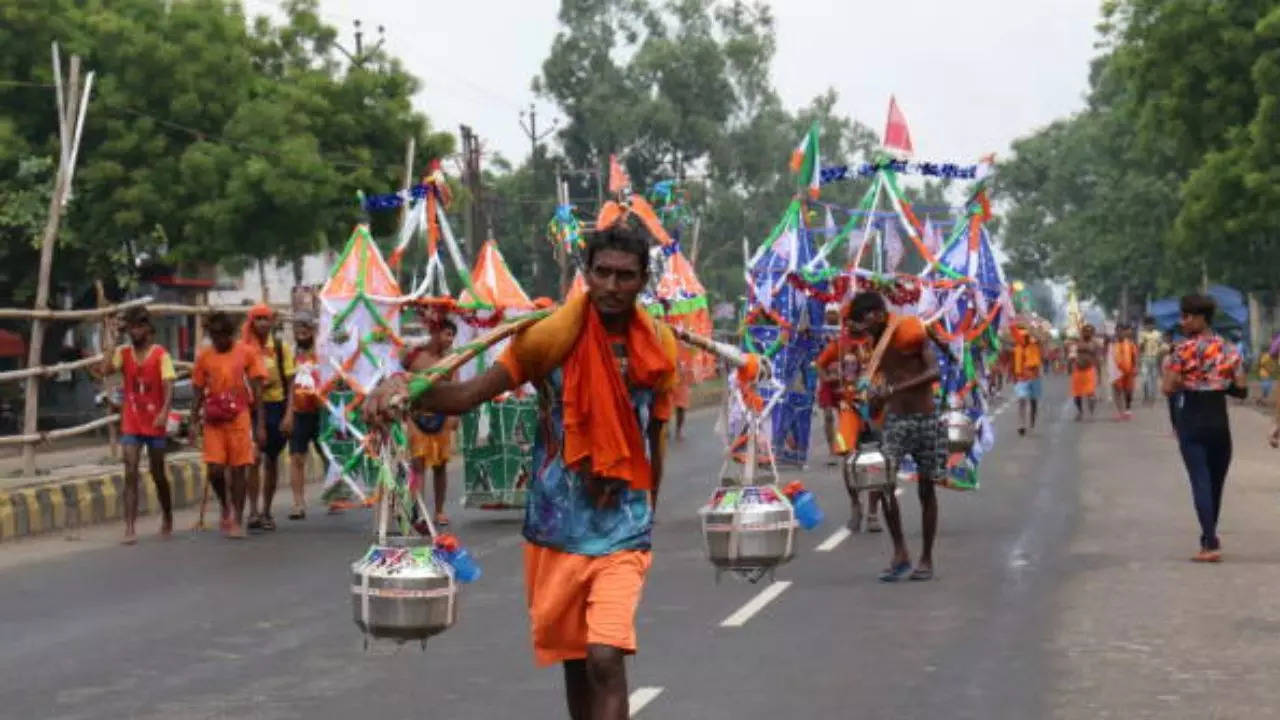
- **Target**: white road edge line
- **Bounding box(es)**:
[629,686,664,716]
[815,527,851,552]
[720,581,792,628]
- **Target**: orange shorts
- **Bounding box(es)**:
[410,424,451,467]
[1071,367,1098,398]
[1113,372,1136,392]
[671,381,690,410]
[203,416,255,467]
[523,543,652,667]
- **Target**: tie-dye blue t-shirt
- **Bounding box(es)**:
[521,365,660,556]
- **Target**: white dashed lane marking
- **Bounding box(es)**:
[629,687,664,716]
[719,581,792,628]
[815,527,851,552]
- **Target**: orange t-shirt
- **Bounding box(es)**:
[193,341,267,425]
[888,314,927,352]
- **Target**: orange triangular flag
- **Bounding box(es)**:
[608,154,630,194]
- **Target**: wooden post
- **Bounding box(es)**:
[399,136,415,227]
[22,50,88,476]
[1248,292,1263,359]
[258,258,270,304]
[689,215,703,268]
[95,280,118,459]
[193,291,205,354]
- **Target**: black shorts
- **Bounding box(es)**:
[258,401,288,458]
[883,412,945,482]
[289,410,322,456]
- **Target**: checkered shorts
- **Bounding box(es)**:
[883,412,946,482]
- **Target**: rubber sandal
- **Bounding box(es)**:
[288,507,305,520]
[434,513,451,528]
[866,515,882,533]
[261,515,277,532]
[247,514,264,530]
[878,561,912,583]
[909,567,934,581]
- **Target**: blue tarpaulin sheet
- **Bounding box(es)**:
[1147,285,1247,334]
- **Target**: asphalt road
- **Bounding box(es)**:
[0,382,1083,720]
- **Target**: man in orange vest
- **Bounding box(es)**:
[1011,321,1044,436]
[1110,322,1139,420]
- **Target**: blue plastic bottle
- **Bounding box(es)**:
[791,490,823,530]
[445,547,482,584]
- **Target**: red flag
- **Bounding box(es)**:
[607,154,630,194]
[883,95,914,157]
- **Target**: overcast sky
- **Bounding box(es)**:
[243,0,1102,166]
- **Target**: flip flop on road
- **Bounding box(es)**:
[909,567,934,581]
[878,562,912,583]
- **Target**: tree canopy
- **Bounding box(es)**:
[999,0,1280,313]
[0,0,451,305]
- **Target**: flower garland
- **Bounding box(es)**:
[741,306,793,359]
[819,159,981,185]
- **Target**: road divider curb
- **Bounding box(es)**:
[0,455,203,543]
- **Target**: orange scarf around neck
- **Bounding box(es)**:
[1114,339,1137,374]
[561,299,673,491]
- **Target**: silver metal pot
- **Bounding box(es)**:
[699,485,797,574]
[943,409,976,453]
[351,536,458,644]
[846,448,897,491]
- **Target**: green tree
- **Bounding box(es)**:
[1097,0,1280,296]
[0,0,452,306]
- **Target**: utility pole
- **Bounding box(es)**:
[519,103,558,172]
[459,124,483,256]
[23,44,93,476]
[334,19,385,68]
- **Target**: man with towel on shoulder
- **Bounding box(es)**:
[365,216,676,720]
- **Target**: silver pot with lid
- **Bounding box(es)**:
[351,535,458,644]
[699,483,797,580]
[943,408,976,453]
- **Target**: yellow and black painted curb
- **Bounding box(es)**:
[0,457,204,542]
[0,386,727,543]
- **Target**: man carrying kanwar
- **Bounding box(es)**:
[364,218,676,720]
[844,291,943,583]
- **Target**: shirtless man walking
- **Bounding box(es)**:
[402,319,458,526]
[846,291,943,582]
[1070,324,1103,421]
